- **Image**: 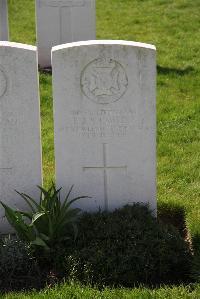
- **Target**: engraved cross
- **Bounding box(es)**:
[39,0,85,44]
[83,143,127,210]
[0,167,12,174]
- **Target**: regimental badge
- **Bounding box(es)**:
[81,53,128,104]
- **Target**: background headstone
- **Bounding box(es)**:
[36,0,96,68]
[0,0,9,40]
[52,40,156,212]
[0,42,42,233]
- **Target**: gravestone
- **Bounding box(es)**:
[36,0,96,68]
[52,40,156,212]
[0,0,9,40]
[0,42,42,233]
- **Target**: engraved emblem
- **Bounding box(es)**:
[0,68,7,97]
[81,53,128,104]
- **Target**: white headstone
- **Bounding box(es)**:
[0,0,9,40]
[36,0,96,68]
[0,42,42,233]
[52,40,156,212]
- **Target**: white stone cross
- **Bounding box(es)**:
[83,143,127,210]
[39,0,85,45]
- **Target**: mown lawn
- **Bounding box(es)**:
[6,0,200,297]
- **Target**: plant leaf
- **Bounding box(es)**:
[15,190,42,212]
[0,201,35,241]
[31,211,46,226]
[63,196,90,210]
[18,211,33,220]
[15,190,36,213]
[31,237,49,249]
[39,233,50,241]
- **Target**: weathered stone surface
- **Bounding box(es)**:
[36,0,96,68]
[0,0,9,40]
[52,40,156,212]
[0,42,42,232]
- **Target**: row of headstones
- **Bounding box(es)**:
[0,40,156,233]
[0,0,96,67]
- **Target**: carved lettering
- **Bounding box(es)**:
[64,109,135,138]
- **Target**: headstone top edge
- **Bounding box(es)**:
[52,40,156,53]
[0,42,37,52]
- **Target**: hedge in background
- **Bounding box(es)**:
[65,204,193,287]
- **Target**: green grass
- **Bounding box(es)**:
[1,283,200,299]
[6,0,200,297]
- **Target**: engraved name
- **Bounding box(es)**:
[64,109,135,138]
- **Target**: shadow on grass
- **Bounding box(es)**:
[192,235,200,253]
[158,202,200,282]
[158,202,187,238]
[157,65,194,76]
[190,234,200,282]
